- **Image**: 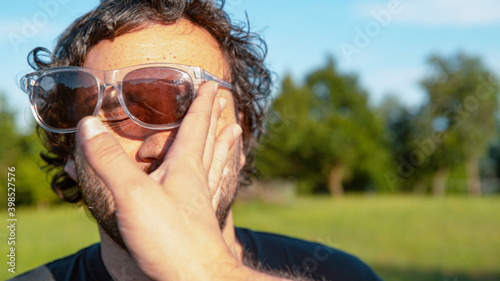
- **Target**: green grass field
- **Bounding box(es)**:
[2,196,499,281]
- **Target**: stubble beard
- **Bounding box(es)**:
[73,143,241,251]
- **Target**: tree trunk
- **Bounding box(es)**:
[431,167,449,197]
[413,179,427,194]
[328,164,345,197]
[465,156,482,196]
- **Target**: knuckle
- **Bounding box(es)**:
[185,111,211,124]
[200,114,211,124]
[210,159,224,173]
[115,179,152,203]
[185,157,205,172]
[121,179,147,195]
[169,156,205,177]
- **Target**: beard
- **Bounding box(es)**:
[73,141,242,251]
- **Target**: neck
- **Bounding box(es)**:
[100,210,243,280]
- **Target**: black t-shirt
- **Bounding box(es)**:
[11,227,382,281]
[235,228,382,281]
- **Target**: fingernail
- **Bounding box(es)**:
[219,97,227,110]
[81,117,107,141]
[233,125,242,137]
[213,82,219,94]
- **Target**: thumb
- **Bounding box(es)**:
[77,117,155,202]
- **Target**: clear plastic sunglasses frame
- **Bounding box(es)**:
[20,63,234,133]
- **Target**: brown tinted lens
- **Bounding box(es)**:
[122,67,194,126]
[34,70,98,130]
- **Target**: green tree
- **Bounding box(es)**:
[377,95,424,192]
[417,53,499,195]
[0,93,20,165]
[0,92,58,207]
[257,58,392,196]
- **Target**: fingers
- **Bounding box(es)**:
[147,81,238,205]
[165,82,218,164]
[208,124,242,196]
[203,95,226,172]
[77,117,156,202]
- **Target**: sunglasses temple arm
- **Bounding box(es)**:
[201,69,234,91]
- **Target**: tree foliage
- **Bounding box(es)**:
[256,58,392,195]
[382,53,500,195]
[418,53,499,195]
[377,95,425,192]
[0,92,59,207]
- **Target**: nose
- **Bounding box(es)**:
[137,129,177,167]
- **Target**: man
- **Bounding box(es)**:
[14,1,382,280]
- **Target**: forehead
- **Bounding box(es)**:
[83,19,227,77]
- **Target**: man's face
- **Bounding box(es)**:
[69,20,245,249]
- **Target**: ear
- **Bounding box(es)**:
[238,111,244,124]
[239,138,246,170]
[64,156,78,182]
[238,111,246,170]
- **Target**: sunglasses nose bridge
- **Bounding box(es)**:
[96,82,130,121]
[100,83,125,111]
[102,83,120,99]
[101,69,120,93]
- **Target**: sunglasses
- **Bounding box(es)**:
[20,63,234,133]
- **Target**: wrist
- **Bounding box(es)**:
[174,247,242,281]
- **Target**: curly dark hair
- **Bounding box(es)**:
[27,0,272,203]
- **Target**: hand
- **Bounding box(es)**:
[77,82,243,280]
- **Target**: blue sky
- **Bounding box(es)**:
[2,0,500,132]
